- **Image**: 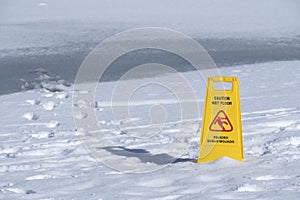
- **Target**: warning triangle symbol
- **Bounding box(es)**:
[209,110,233,132]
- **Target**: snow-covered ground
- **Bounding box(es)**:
[0,61,299,199]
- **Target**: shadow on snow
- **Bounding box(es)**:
[100,146,194,165]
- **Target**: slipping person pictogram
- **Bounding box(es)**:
[209,110,233,132]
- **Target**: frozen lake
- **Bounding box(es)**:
[0,21,300,94]
[1,0,300,94]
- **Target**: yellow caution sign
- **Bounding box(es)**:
[198,76,243,162]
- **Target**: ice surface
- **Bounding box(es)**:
[1,1,300,95]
